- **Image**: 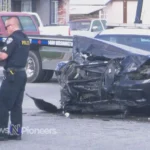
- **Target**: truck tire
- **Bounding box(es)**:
[42,70,54,82]
[26,51,44,83]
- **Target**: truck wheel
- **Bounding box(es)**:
[26,51,44,83]
[41,70,54,82]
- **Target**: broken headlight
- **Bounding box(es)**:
[128,65,150,80]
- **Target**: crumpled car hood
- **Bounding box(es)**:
[28,36,150,115]
[73,36,150,71]
[56,36,150,114]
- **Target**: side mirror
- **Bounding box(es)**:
[91,26,98,32]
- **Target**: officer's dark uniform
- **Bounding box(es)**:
[0,30,30,139]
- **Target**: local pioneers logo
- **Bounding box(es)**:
[0,125,57,135]
[22,126,57,135]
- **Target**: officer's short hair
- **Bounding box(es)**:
[5,16,19,21]
[5,16,20,29]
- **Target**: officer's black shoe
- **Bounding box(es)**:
[7,134,21,140]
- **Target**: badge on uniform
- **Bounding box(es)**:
[6,37,13,44]
[2,46,7,51]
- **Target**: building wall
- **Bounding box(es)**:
[34,0,150,25]
[103,1,123,23]
[11,0,69,25]
[127,1,137,23]
[58,0,69,24]
[11,0,21,11]
[103,0,137,23]
[36,0,70,25]
[37,0,69,25]
[36,0,50,25]
[141,0,150,24]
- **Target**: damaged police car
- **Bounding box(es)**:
[28,34,150,115]
[55,35,150,114]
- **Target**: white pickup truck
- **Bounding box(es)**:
[25,13,106,37]
[69,18,106,37]
[25,12,70,36]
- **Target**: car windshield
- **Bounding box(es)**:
[32,15,40,27]
[1,16,37,31]
[95,34,150,51]
[69,20,91,31]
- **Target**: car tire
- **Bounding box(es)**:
[26,51,44,83]
[40,70,54,82]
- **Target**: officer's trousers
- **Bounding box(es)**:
[0,71,27,136]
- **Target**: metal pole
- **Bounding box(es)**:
[134,0,143,23]
[123,0,127,23]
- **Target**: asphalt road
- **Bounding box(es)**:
[0,71,150,150]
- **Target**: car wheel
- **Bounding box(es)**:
[40,70,54,82]
[26,51,44,83]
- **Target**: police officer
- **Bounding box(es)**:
[0,17,30,141]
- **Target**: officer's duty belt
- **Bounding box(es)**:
[5,68,25,72]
